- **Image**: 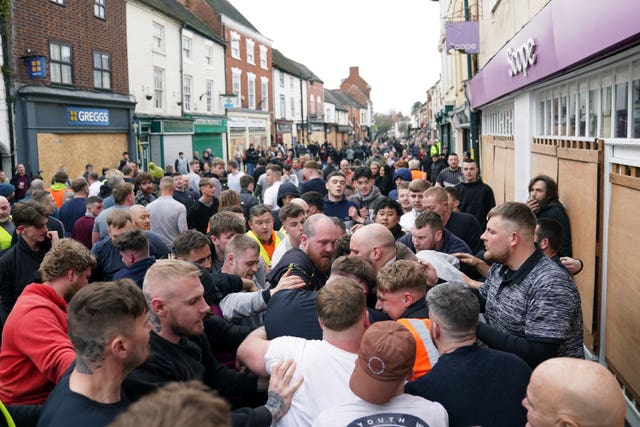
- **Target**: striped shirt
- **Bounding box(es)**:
[479,249,584,358]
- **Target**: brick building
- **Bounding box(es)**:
[4,0,135,180]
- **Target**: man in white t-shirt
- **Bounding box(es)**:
[262,164,283,211]
[313,320,448,427]
[237,278,369,427]
[226,159,245,193]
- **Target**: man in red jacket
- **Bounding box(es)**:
[0,238,96,404]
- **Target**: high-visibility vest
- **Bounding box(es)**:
[411,170,427,181]
[0,224,11,250]
[246,229,282,268]
[397,318,440,381]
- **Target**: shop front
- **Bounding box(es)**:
[14,86,135,181]
[227,110,271,161]
[188,115,227,160]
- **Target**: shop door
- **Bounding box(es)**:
[193,134,223,159]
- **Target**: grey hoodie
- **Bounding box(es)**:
[348,185,383,222]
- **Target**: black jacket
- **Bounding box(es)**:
[0,236,51,320]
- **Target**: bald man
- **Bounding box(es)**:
[0,195,14,250]
[349,223,400,272]
[523,358,625,427]
[129,204,151,231]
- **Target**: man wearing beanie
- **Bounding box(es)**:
[313,321,448,427]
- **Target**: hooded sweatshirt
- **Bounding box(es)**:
[348,185,382,222]
[0,283,75,404]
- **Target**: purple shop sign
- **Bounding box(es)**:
[446,21,480,54]
[470,0,640,108]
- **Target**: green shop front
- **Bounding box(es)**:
[186,115,227,160]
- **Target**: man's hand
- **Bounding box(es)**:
[241,278,259,292]
[526,197,539,213]
[358,207,368,219]
[348,205,364,224]
[560,257,583,275]
[417,260,438,288]
[265,360,303,421]
[272,268,306,295]
[47,231,59,245]
[459,271,483,289]
[453,252,490,278]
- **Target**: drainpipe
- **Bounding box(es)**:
[179,24,185,117]
[0,6,16,172]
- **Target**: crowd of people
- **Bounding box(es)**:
[0,137,626,427]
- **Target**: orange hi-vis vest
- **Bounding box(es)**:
[411,169,427,181]
[397,318,440,381]
[246,229,283,268]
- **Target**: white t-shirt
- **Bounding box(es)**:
[265,337,358,427]
[400,210,418,232]
[227,171,245,193]
[88,181,102,197]
[313,394,449,427]
[263,181,282,211]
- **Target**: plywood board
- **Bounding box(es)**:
[37,133,127,184]
[493,145,507,205]
[605,183,640,400]
[505,146,515,202]
[558,158,599,334]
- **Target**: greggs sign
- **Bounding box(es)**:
[67,107,110,126]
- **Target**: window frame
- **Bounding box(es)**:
[182,36,192,61]
[92,51,111,90]
[153,22,165,52]
[153,67,164,109]
[246,39,255,65]
[183,74,193,111]
[231,32,240,59]
[49,41,73,86]
[206,80,214,113]
[94,0,105,19]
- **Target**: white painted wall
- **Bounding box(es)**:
[272,69,306,122]
[182,30,226,115]
[126,1,183,117]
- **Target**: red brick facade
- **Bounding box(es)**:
[8,0,128,94]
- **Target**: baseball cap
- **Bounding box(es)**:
[349,321,416,404]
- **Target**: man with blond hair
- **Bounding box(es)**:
[399,179,430,232]
[124,260,299,425]
[0,239,95,404]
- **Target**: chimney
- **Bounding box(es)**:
[349,66,359,77]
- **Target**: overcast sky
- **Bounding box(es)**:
[229,0,442,116]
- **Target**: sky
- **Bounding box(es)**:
[228,0,442,116]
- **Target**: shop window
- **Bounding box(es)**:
[553,97,560,135]
[93,51,111,90]
[94,0,105,19]
[615,82,628,138]
[569,93,577,136]
[578,87,587,137]
[49,42,72,85]
[560,96,567,136]
[602,86,612,137]
[632,80,640,138]
[588,89,597,137]
[538,101,545,135]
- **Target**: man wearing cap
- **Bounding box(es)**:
[237,277,368,427]
[388,167,412,200]
[313,321,448,427]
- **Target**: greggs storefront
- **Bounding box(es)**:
[14,85,135,181]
